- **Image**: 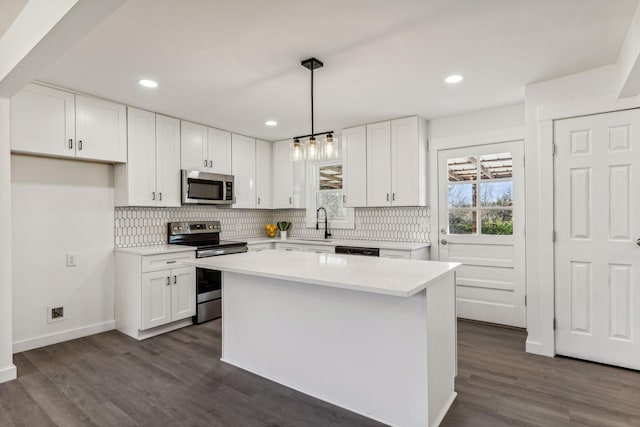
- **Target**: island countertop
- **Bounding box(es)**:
[184,249,459,297]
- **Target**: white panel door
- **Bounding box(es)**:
[231,134,256,208]
[256,139,273,209]
[155,114,181,207]
[208,127,232,174]
[10,84,76,157]
[438,140,526,327]
[126,107,156,206]
[181,120,207,172]
[75,95,126,162]
[343,125,367,207]
[366,121,392,206]
[272,140,294,208]
[141,270,172,330]
[171,266,196,321]
[555,109,640,370]
[392,116,421,206]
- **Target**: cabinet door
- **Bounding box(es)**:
[126,108,156,206]
[75,95,127,162]
[208,127,232,174]
[256,139,273,209]
[10,84,76,157]
[231,134,256,208]
[141,270,172,330]
[391,116,424,206]
[379,249,411,259]
[156,115,181,207]
[366,121,392,206]
[272,140,294,208]
[292,157,306,208]
[171,266,196,321]
[181,121,207,171]
[342,126,367,207]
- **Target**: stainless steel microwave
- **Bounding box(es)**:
[181,170,234,205]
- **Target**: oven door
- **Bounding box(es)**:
[196,268,221,303]
[182,170,234,205]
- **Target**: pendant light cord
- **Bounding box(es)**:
[310,66,314,136]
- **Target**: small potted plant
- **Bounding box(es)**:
[277,221,291,240]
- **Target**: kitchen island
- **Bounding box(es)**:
[186,250,459,427]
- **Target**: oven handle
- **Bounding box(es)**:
[197,246,248,257]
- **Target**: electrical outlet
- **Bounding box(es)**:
[66,254,77,267]
[47,306,65,323]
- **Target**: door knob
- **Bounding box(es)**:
[637,238,640,246]
[441,239,448,245]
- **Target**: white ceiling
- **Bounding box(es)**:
[36,0,638,141]
[0,0,28,39]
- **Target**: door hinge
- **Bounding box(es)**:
[553,318,557,330]
[552,143,557,156]
[524,295,527,306]
[552,231,557,242]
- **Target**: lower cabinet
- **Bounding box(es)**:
[303,244,335,254]
[379,247,430,260]
[247,242,275,252]
[116,250,196,340]
[274,243,304,251]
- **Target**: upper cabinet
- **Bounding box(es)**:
[231,134,256,209]
[115,108,181,207]
[180,120,231,174]
[11,83,126,162]
[256,139,273,209]
[272,140,306,209]
[342,126,367,207]
[344,116,427,208]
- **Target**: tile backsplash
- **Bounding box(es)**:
[114,206,431,248]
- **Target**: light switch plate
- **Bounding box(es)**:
[66,254,77,267]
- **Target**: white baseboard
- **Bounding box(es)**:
[0,364,17,383]
[431,391,457,427]
[13,320,116,353]
[525,338,554,357]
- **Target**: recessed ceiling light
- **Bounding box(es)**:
[265,120,278,127]
[138,79,158,88]
[445,75,464,84]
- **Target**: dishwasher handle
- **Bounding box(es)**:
[335,246,380,257]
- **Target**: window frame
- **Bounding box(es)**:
[305,160,355,229]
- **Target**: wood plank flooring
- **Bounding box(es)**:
[1,320,639,426]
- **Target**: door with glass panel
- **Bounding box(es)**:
[438,141,525,327]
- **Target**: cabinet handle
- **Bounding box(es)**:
[166,260,176,264]
[68,139,73,149]
[392,193,396,201]
[257,197,261,205]
[289,197,292,205]
[173,275,177,284]
[159,192,162,201]
[386,193,390,201]
[343,195,346,203]
[204,159,208,167]
[209,160,213,168]
[166,277,170,286]
[152,192,156,201]
[78,140,83,150]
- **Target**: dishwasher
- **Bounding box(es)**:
[334,246,380,257]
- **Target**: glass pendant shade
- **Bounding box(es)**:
[290,138,303,162]
[322,133,339,160]
[306,136,320,161]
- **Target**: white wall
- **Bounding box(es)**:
[11,155,115,352]
[0,99,16,382]
[524,64,640,356]
[428,103,524,140]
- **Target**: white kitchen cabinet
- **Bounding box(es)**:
[366,121,392,206]
[181,121,233,174]
[180,120,208,171]
[11,83,126,162]
[208,127,232,174]
[231,134,256,208]
[272,139,306,208]
[390,116,427,206]
[256,139,273,209]
[116,250,196,340]
[115,109,180,207]
[379,247,430,260]
[342,125,367,207]
[247,242,275,252]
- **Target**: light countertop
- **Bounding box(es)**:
[246,237,431,251]
[114,245,195,256]
[184,250,458,297]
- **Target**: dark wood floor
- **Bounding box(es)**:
[1,320,639,427]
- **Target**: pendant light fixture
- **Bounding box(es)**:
[291,57,338,162]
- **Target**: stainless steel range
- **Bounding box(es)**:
[168,221,247,324]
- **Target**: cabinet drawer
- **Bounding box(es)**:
[248,242,274,252]
[303,244,335,254]
[142,251,195,273]
[379,249,411,259]
[275,243,303,251]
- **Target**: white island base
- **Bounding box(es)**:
[220,268,457,427]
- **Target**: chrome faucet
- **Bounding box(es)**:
[316,207,332,239]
